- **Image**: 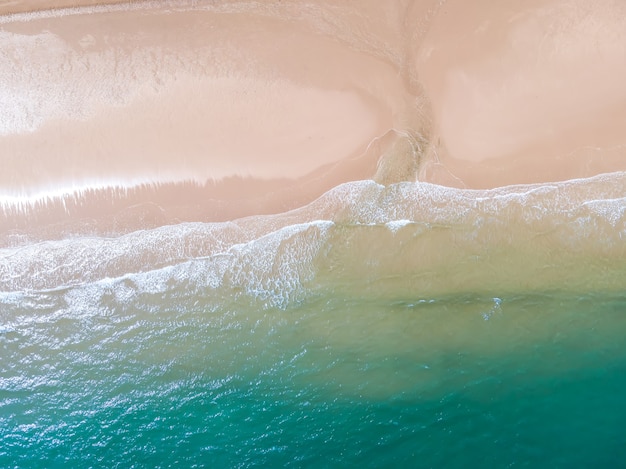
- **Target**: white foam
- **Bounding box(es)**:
[1,174,625,296]
[385,220,413,233]
[0,0,172,24]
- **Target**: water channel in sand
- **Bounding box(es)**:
[0,0,624,244]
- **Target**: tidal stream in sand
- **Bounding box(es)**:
[1,1,626,467]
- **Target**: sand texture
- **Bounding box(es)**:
[0,0,625,240]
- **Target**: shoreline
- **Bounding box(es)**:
[2,169,624,249]
[2,171,625,294]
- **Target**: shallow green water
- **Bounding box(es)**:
[2,290,625,468]
[1,176,625,467]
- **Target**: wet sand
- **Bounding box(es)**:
[0,0,134,15]
[0,0,625,241]
[417,0,626,187]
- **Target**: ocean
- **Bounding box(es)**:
[2,175,626,467]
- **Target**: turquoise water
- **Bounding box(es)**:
[2,289,626,468]
[1,177,625,467]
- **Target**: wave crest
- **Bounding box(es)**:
[1,174,624,303]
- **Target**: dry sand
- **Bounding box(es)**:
[0,0,625,239]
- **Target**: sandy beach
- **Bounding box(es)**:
[2,4,626,465]
[0,0,625,239]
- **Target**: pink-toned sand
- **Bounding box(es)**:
[0,0,132,15]
[0,0,625,240]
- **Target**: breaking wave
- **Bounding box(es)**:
[2,172,624,314]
